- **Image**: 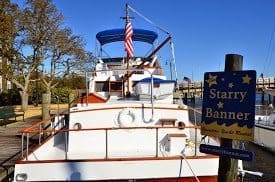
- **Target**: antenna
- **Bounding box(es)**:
[120,4,134,24]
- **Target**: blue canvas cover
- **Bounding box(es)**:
[96,29,158,45]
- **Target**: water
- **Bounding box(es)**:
[185,94,275,182]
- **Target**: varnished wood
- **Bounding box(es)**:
[21,125,201,134]
[159,118,177,126]
[167,133,187,138]
[17,154,218,164]
[70,106,187,114]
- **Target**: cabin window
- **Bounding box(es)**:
[110,81,123,92]
[132,81,138,87]
[153,83,160,88]
[132,81,138,91]
[95,81,109,92]
[135,70,144,74]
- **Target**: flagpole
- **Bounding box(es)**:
[124,4,134,97]
[126,4,130,97]
[121,3,134,97]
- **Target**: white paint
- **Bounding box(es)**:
[254,125,275,152]
[15,158,219,181]
[254,112,275,152]
[14,43,220,181]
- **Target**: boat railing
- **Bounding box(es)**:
[19,110,68,160]
[255,104,274,125]
[255,104,274,115]
[187,106,202,126]
[85,68,170,120]
[187,106,205,156]
[19,117,206,160]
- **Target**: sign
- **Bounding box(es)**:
[200,144,254,161]
[201,70,256,141]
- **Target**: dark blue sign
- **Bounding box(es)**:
[200,144,254,161]
[201,70,256,141]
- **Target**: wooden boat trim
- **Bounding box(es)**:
[21,125,201,134]
[16,155,219,164]
[18,109,68,133]
[70,106,187,114]
[255,124,275,131]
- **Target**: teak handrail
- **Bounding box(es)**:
[21,125,201,134]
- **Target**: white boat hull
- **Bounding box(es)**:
[15,157,218,181]
[254,124,275,152]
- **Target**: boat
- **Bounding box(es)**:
[254,88,275,152]
[13,4,220,181]
[263,87,275,96]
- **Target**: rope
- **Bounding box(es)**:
[128,5,170,35]
[176,157,183,182]
[263,24,275,75]
[179,154,200,182]
[170,40,178,82]
[239,169,275,177]
[128,4,179,85]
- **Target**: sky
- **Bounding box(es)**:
[14,0,275,81]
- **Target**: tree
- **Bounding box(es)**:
[0,0,20,92]
[10,0,64,111]
[40,27,94,105]
[41,28,83,94]
[1,0,96,112]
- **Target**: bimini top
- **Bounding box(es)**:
[96,28,158,45]
[133,77,176,87]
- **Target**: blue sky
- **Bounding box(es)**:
[14,0,275,81]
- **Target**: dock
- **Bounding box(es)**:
[0,119,38,180]
[174,77,275,104]
[0,104,68,181]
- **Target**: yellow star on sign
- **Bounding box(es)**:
[242,74,251,84]
[205,74,217,87]
[228,82,234,88]
[217,101,224,109]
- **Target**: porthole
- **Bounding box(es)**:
[73,122,82,130]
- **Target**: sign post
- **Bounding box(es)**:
[200,54,256,182]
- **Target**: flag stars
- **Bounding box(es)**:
[228,82,234,88]
[242,74,251,84]
[217,101,224,109]
[205,74,217,87]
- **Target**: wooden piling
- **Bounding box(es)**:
[42,93,51,129]
[261,90,265,104]
[42,93,51,120]
[218,54,242,182]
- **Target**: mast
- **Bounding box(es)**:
[121,3,134,97]
[126,4,130,97]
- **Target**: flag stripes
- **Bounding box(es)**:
[124,22,134,57]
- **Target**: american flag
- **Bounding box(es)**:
[124,22,134,57]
